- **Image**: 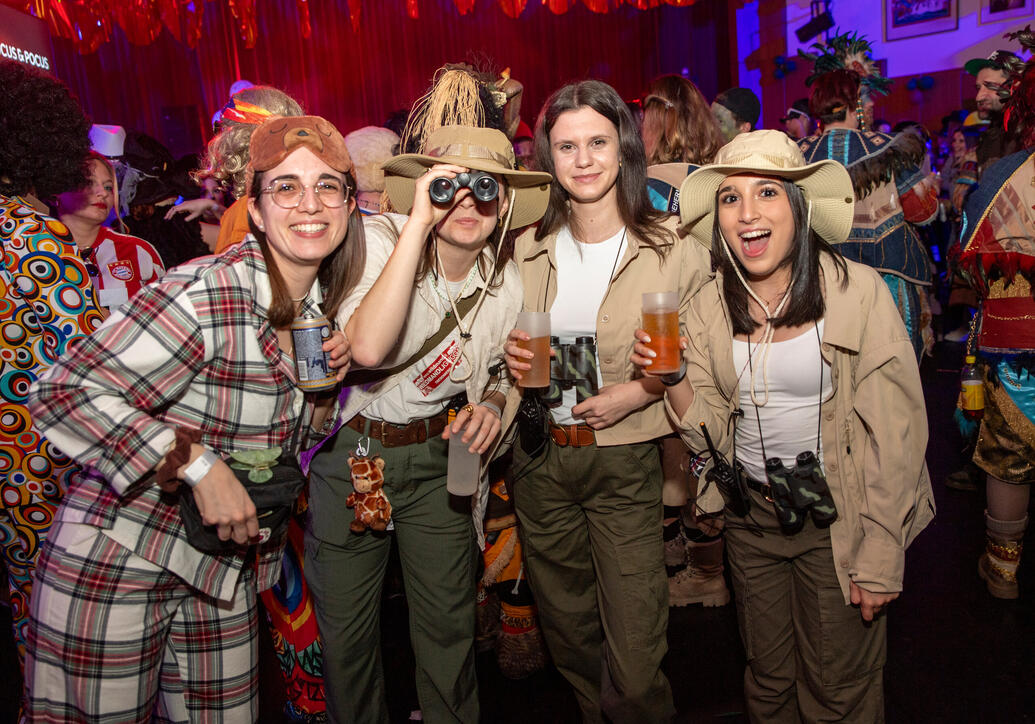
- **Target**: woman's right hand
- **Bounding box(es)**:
[631,328,688,376]
[503,327,533,381]
[407,163,470,229]
[185,456,259,545]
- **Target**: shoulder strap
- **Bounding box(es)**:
[342,292,480,387]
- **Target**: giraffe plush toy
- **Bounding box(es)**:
[345,455,392,533]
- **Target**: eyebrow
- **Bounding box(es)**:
[717,178,780,194]
[268,173,343,183]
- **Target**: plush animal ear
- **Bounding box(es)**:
[373,455,386,471]
[348,456,356,468]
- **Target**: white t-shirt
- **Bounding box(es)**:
[731,320,832,481]
[364,276,470,424]
[549,225,627,425]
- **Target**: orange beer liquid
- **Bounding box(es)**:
[517,335,551,388]
[643,310,680,374]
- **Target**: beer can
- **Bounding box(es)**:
[290,314,337,392]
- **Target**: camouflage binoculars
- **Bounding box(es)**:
[764,451,838,535]
[542,336,598,405]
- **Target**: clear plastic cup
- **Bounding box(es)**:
[642,291,680,374]
[447,427,481,496]
[516,311,551,388]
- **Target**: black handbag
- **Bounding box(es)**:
[179,447,306,554]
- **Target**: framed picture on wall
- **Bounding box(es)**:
[979,0,1034,24]
[885,0,959,41]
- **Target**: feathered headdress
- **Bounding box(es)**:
[1002,26,1035,145]
[799,30,892,97]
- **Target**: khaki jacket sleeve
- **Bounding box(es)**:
[848,281,931,594]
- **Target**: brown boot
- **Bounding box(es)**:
[668,537,730,607]
[978,511,1027,599]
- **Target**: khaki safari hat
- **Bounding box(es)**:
[678,129,854,249]
[383,125,553,230]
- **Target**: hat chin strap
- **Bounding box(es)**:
[438,186,516,384]
[719,198,810,407]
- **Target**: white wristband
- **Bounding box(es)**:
[479,400,503,418]
[182,450,220,488]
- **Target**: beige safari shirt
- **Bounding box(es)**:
[671,253,935,602]
[502,216,712,445]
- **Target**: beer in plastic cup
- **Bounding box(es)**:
[641,292,680,374]
[447,426,481,496]
[516,311,550,388]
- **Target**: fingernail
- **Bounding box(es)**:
[643,335,651,343]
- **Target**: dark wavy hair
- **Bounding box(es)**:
[809,69,861,129]
[533,80,671,257]
[713,180,848,336]
[642,75,724,166]
[0,61,92,199]
[248,170,366,328]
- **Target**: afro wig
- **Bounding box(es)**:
[0,61,91,199]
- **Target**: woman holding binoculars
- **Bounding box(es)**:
[304,125,550,723]
[503,80,710,723]
[632,130,935,722]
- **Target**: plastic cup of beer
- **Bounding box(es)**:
[642,292,680,374]
[516,311,550,388]
[447,426,481,496]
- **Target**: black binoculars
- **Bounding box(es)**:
[765,451,838,535]
[429,171,499,204]
[700,423,751,518]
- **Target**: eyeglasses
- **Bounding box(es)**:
[261,178,350,209]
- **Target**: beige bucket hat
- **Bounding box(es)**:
[383,126,553,229]
[678,129,854,248]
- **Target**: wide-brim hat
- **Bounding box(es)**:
[678,129,854,249]
[383,125,552,230]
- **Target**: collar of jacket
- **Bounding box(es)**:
[714,251,863,354]
[519,218,676,274]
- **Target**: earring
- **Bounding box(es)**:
[855,97,867,132]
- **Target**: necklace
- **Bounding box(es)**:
[291,292,309,303]
[432,261,479,316]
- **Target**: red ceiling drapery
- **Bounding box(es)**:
[4,0,699,50]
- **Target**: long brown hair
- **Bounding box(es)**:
[248,170,366,328]
[533,80,672,258]
[642,75,724,166]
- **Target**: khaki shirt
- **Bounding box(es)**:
[671,253,935,602]
[334,214,520,424]
[502,216,712,445]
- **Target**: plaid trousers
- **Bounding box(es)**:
[24,520,258,723]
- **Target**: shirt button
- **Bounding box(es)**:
[840,558,850,568]
[825,411,834,421]
[601,314,610,323]
[828,461,838,472]
[604,358,613,365]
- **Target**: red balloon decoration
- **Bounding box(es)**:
[5,0,702,53]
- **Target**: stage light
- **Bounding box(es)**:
[795,9,834,44]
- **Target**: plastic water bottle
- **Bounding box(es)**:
[960,355,984,420]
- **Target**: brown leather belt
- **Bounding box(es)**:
[549,423,596,448]
[346,411,450,447]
